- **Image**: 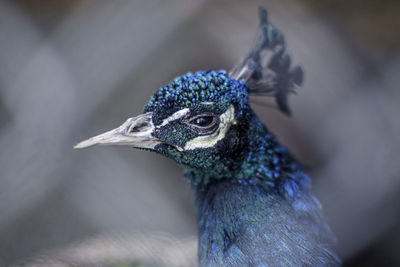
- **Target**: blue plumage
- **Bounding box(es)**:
[75,6,341,266]
[194,116,340,266]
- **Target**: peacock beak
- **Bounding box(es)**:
[73,112,164,150]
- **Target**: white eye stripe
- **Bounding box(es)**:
[157,108,190,128]
[157,101,215,128]
[184,105,236,150]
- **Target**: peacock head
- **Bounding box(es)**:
[74,70,253,174]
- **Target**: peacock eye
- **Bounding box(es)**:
[187,114,219,134]
[191,116,214,127]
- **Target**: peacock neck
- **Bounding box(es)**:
[184,114,304,192]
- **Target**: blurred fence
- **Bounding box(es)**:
[0,0,399,266]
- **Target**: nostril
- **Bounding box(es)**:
[129,122,148,133]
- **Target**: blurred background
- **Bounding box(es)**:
[0,0,399,266]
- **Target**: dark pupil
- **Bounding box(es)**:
[193,116,213,127]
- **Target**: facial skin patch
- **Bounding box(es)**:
[184,105,236,150]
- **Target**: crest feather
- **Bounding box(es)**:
[229,6,303,115]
